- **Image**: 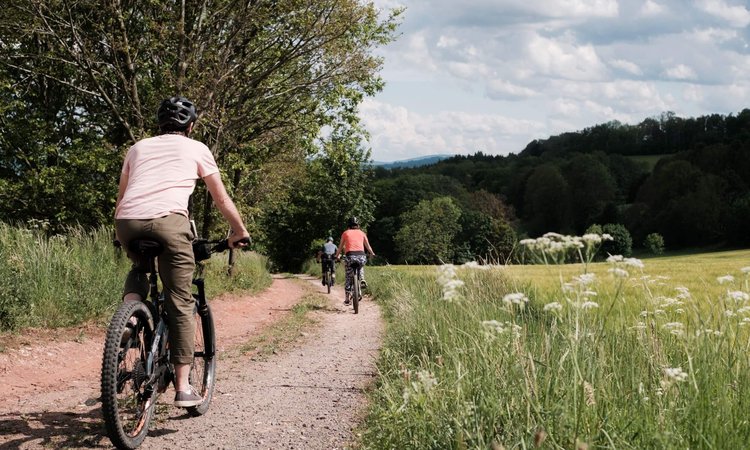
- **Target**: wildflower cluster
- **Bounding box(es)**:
[481,320,522,339]
[606,255,644,279]
[520,232,612,265]
[661,367,688,391]
[436,264,464,302]
[502,292,528,309]
[399,369,438,411]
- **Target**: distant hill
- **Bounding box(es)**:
[371,154,453,169]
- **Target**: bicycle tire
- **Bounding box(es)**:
[101,301,156,450]
[186,303,217,416]
[352,271,360,314]
[326,270,331,294]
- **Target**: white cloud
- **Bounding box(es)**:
[697,0,750,28]
[690,27,738,44]
[516,0,620,19]
[365,0,750,159]
[486,79,538,100]
[609,59,643,76]
[526,34,607,81]
[359,99,545,160]
[640,0,666,16]
[664,64,698,80]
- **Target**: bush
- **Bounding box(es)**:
[644,233,665,255]
[601,223,633,257]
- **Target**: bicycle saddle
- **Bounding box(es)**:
[127,239,165,257]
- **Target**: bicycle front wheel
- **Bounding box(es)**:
[101,301,156,450]
[187,302,217,416]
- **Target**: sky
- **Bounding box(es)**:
[360,0,750,162]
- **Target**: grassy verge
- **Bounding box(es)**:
[362,248,750,449]
[237,291,331,359]
[0,223,272,332]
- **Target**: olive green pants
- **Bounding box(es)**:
[116,214,196,365]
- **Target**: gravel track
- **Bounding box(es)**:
[0,275,383,449]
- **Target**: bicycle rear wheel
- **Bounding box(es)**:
[326,270,331,294]
[101,301,156,450]
[187,303,217,416]
[352,271,360,314]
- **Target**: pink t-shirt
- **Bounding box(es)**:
[115,134,219,219]
[340,229,367,253]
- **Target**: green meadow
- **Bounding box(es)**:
[0,223,271,332]
[362,243,750,449]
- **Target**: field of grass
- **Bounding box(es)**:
[362,244,750,449]
[0,223,272,332]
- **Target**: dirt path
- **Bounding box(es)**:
[0,275,383,449]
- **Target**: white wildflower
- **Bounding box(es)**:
[725,310,736,318]
[675,286,691,299]
[601,233,613,240]
[581,234,602,244]
[482,320,521,338]
[608,267,629,278]
[741,266,750,274]
[727,291,750,303]
[631,322,647,330]
[623,257,644,269]
[737,306,750,314]
[543,302,563,312]
[581,301,599,310]
[573,273,596,286]
[437,264,464,302]
[502,292,528,306]
[663,367,688,383]
[606,254,624,263]
[717,274,735,285]
[662,322,685,336]
[416,370,437,393]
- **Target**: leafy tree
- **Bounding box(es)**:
[601,223,633,257]
[644,233,665,255]
[262,127,374,271]
[523,163,570,235]
[563,154,617,233]
[0,0,400,233]
[395,197,461,264]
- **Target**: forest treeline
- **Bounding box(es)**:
[369,110,750,264]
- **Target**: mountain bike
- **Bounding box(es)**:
[321,255,335,294]
[342,255,364,314]
[101,236,247,449]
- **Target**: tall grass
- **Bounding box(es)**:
[0,223,271,332]
[363,244,750,448]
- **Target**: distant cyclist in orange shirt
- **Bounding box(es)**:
[334,216,375,305]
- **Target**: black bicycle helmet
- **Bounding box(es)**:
[157,96,197,130]
[347,216,360,228]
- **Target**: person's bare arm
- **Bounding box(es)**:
[115,172,128,217]
[203,172,249,247]
[334,234,344,259]
[364,234,375,256]
[113,173,129,242]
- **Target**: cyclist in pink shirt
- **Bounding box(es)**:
[115,96,249,408]
[334,217,375,305]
